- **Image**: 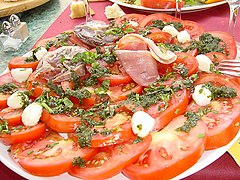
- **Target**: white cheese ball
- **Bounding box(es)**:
[162,25,179,37]
[192,84,212,106]
[195,54,213,73]
[22,103,43,126]
[7,91,26,109]
[35,47,48,60]
[131,111,156,138]
[11,68,32,83]
[177,30,191,43]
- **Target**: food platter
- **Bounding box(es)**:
[0,4,240,179]
[0,131,239,180]
[109,0,227,13]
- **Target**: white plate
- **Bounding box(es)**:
[0,43,240,180]
[0,131,239,180]
[109,0,227,13]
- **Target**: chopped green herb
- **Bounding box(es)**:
[72,156,86,168]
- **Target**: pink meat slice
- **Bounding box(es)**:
[116,50,159,87]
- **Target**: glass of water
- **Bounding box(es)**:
[226,0,240,36]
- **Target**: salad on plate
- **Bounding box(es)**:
[0,12,239,180]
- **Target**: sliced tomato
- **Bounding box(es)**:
[206,31,237,59]
[69,135,152,180]
[204,51,229,63]
[172,52,199,76]
[141,0,184,9]
[0,107,23,125]
[147,88,189,130]
[8,56,39,71]
[0,122,46,145]
[146,31,172,44]
[10,131,98,177]
[139,13,183,28]
[123,115,207,180]
[41,110,81,133]
[108,84,143,102]
[117,35,148,50]
[90,113,135,147]
[98,74,133,86]
[182,20,205,39]
[188,73,240,150]
[114,13,147,27]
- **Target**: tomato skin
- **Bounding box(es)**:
[0,107,23,125]
[41,110,81,133]
[91,122,135,148]
[139,13,182,28]
[8,56,39,71]
[117,35,148,50]
[69,135,152,180]
[147,88,189,130]
[114,14,147,27]
[108,84,143,102]
[183,20,205,39]
[146,31,172,44]
[204,51,229,63]
[123,115,207,180]
[10,132,98,177]
[0,122,46,145]
[205,31,237,59]
[190,73,240,150]
[173,52,199,76]
[141,0,184,9]
[98,74,133,86]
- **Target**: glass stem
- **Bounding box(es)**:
[83,0,93,23]
[175,0,182,19]
[228,4,239,36]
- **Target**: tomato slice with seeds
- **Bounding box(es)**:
[147,88,189,130]
[114,13,147,27]
[41,110,81,133]
[123,115,207,180]
[188,73,240,150]
[69,135,152,180]
[10,132,98,177]
[139,13,183,28]
[0,107,23,125]
[98,74,133,86]
[145,31,172,44]
[108,84,143,102]
[0,122,46,145]
[90,113,135,148]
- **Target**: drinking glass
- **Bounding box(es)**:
[175,0,182,19]
[226,0,240,36]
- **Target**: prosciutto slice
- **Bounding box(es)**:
[116,50,159,87]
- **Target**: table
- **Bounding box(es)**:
[0,1,240,180]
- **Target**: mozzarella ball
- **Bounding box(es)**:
[11,68,32,83]
[132,111,156,138]
[162,25,179,37]
[22,103,43,126]
[192,84,212,106]
[195,54,213,73]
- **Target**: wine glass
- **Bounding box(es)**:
[226,0,240,36]
[175,0,182,19]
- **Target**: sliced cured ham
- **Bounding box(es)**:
[116,50,159,86]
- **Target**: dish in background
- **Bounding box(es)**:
[109,0,227,13]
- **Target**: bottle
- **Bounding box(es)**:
[0,21,22,51]
[9,14,29,42]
